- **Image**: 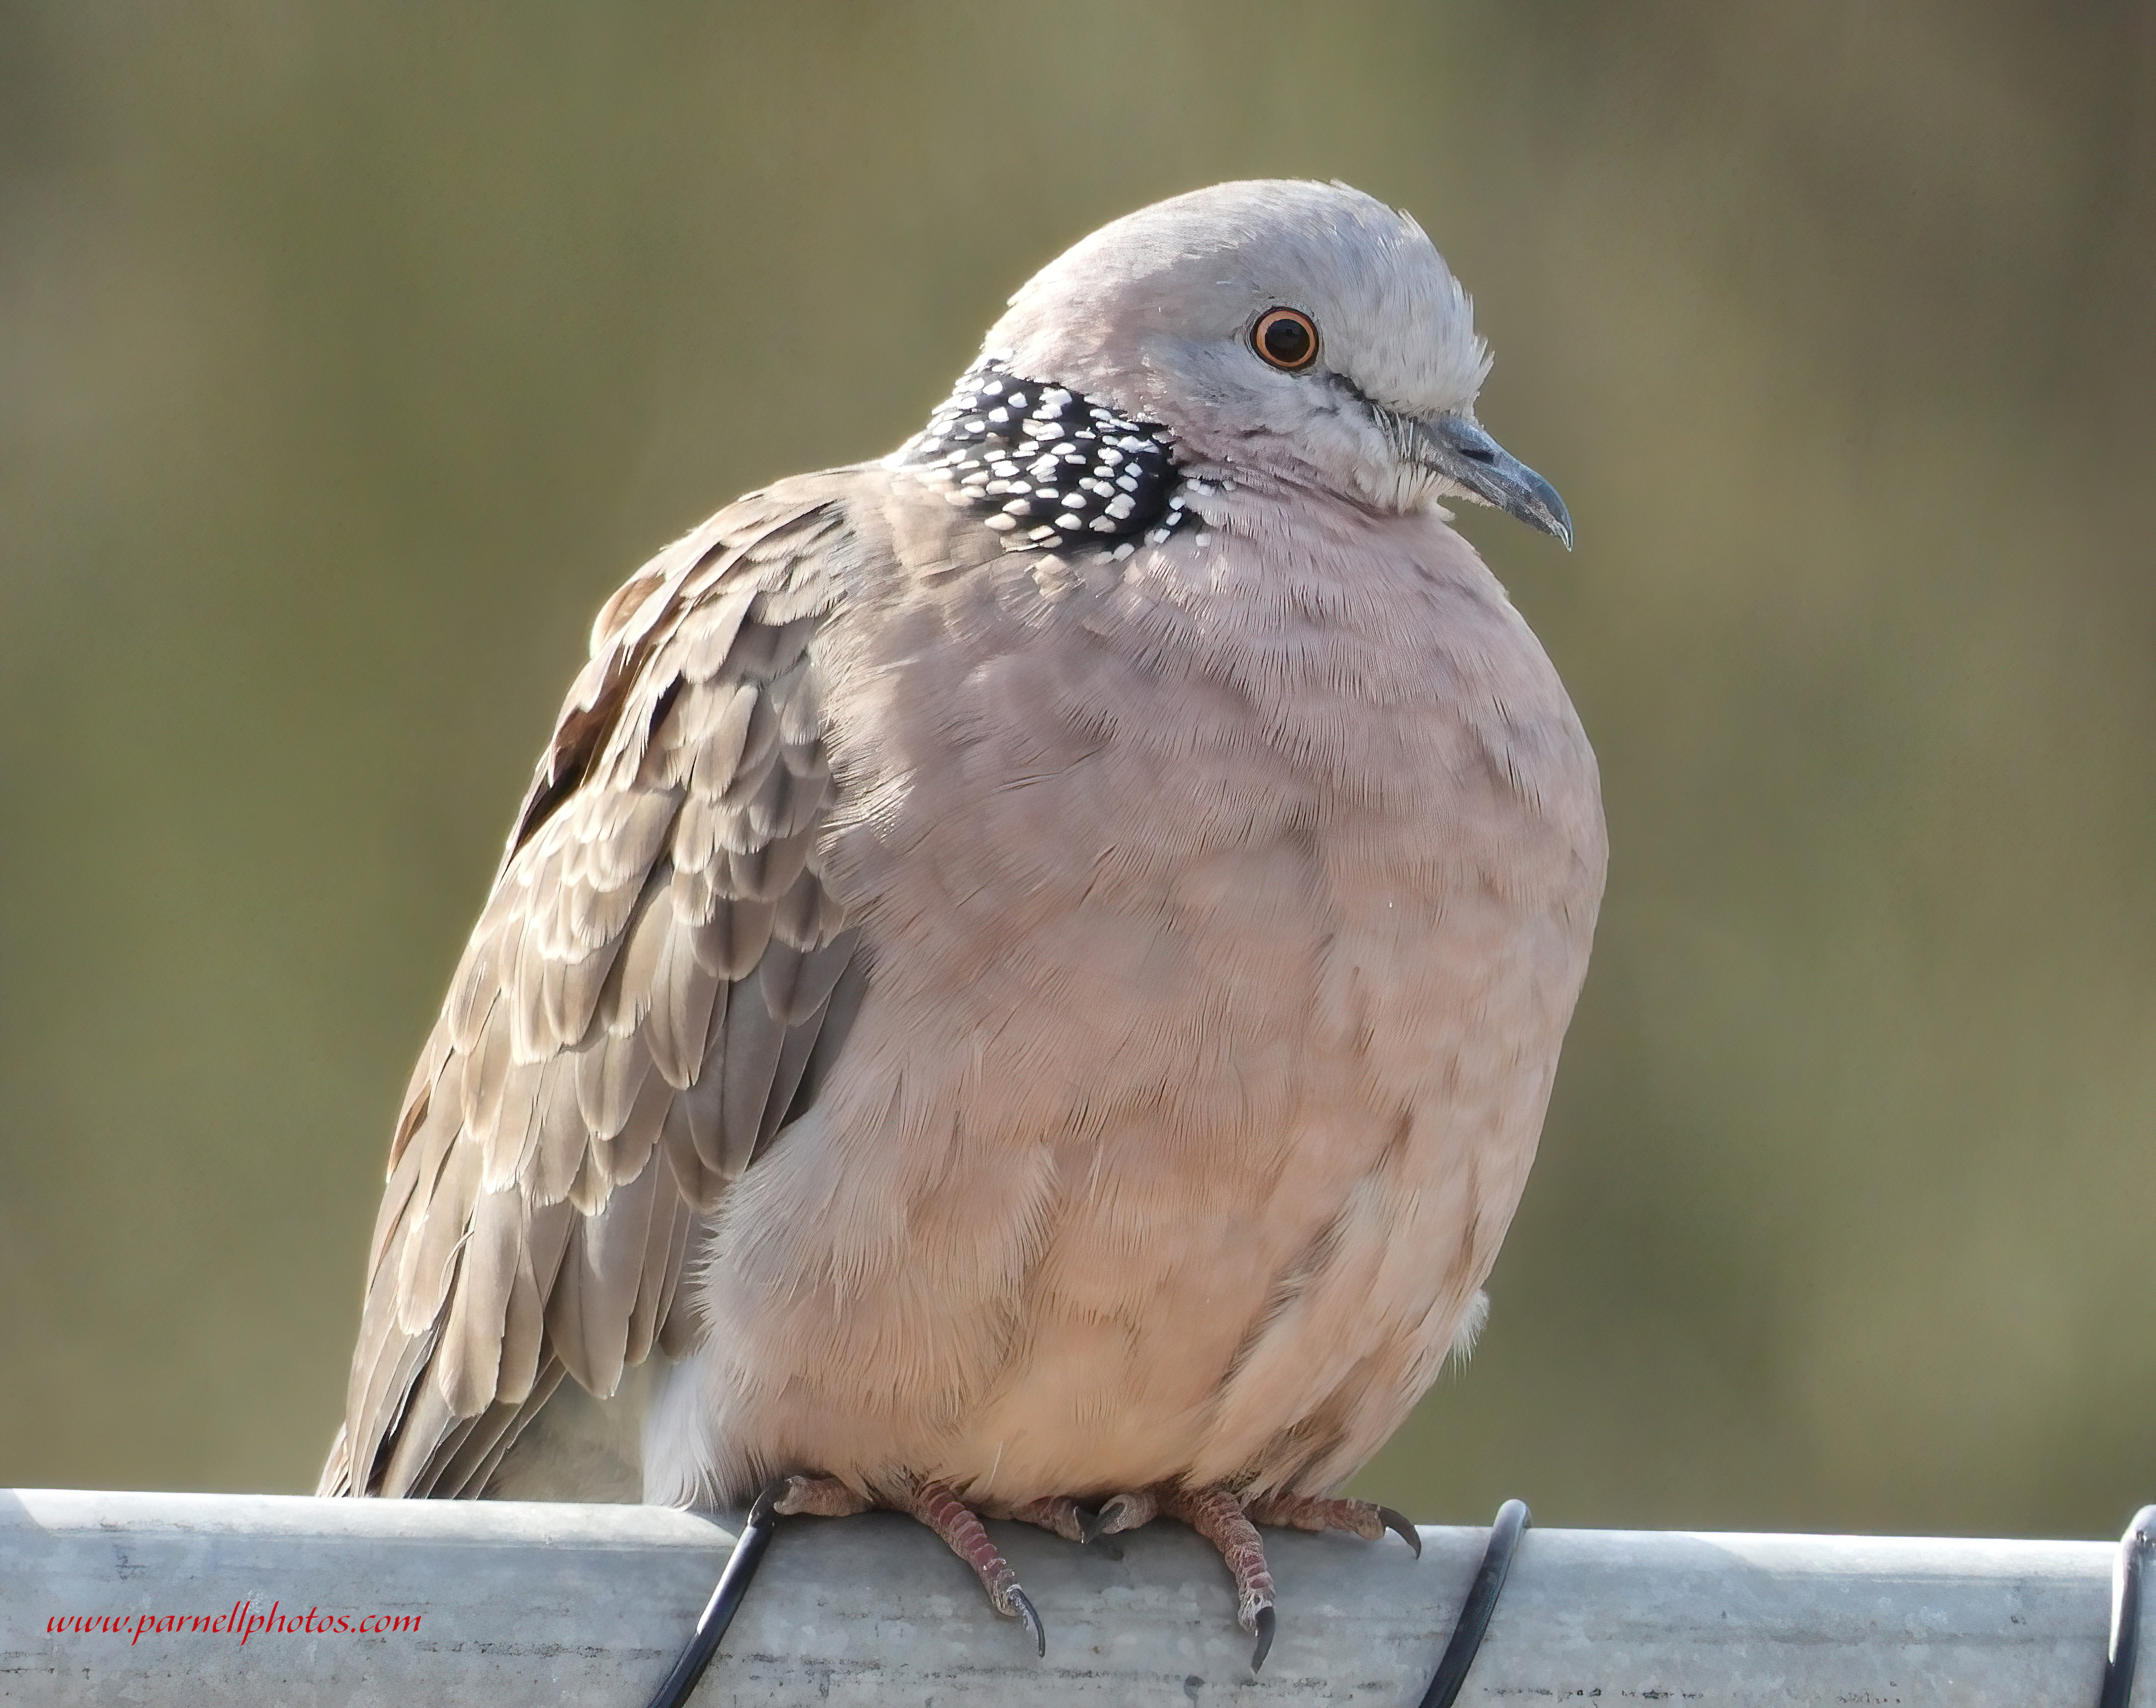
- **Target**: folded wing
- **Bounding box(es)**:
[322,479,870,1499]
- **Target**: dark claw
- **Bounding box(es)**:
[1250,1604,1276,1672]
[1078,1518,1129,1570]
[1093,1492,1140,1533]
[1073,1507,1125,1559]
[1010,1586,1046,1658]
[1381,1505,1422,1558]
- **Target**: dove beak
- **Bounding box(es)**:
[1406,413,1573,549]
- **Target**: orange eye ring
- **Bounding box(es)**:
[1252,307,1319,371]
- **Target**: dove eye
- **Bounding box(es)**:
[1252,308,1318,371]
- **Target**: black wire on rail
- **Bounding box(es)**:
[2099,1505,2156,1708]
[1416,1498,1530,1708]
[642,1480,786,1708]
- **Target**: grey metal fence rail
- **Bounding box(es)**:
[2,1485,2140,1705]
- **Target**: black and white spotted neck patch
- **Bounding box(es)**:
[894,357,1195,556]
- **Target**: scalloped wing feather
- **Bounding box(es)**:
[321,475,870,1499]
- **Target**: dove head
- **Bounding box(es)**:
[985,180,1570,544]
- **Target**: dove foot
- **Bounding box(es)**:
[1160,1485,1278,1671]
[1087,1484,1417,1669]
[1244,1490,1422,1557]
[907,1479,1047,1657]
[1086,1483,1278,1667]
[1085,1486,1160,1538]
[766,1473,1045,1656]
[772,1466,1048,1656]
[1005,1494,1097,1545]
[769,1473,874,1518]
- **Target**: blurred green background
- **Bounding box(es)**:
[4,1,2153,1539]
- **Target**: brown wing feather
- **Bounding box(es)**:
[322,478,868,1499]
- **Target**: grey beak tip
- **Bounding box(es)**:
[1410,412,1573,553]
[1521,471,1574,552]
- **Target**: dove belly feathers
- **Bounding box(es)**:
[643,479,1606,1509]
